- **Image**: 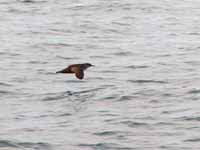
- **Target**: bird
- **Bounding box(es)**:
[56,63,94,80]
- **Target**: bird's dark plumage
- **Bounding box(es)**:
[56,63,93,80]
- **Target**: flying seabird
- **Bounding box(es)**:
[56,63,93,80]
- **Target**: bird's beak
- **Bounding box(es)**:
[91,65,95,67]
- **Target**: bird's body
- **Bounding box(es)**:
[56,63,93,80]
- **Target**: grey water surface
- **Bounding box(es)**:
[1,0,200,149]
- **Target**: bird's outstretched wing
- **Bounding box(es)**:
[71,66,84,79]
[56,67,71,73]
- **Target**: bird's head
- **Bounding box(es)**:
[83,63,94,69]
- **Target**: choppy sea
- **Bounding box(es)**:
[1,0,200,149]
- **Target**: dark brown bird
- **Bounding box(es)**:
[56,63,93,80]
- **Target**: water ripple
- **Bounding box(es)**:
[0,140,52,150]
[0,90,13,94]
[56,56,80,60]
[18,142,52,150]
[120,120,148,127]
[184,138,200,142]
[0,140,18,148]
[118,95,134,101]
[78,143,133,150]
[94,131,117,136]
[180,116,200,121]
[41,91,70,101]
[0,82,12,87]
[110,51,134,56]
[18,0,47,4]
[126,65,149,69]
[128,80,167,84]
[188,89,200,94]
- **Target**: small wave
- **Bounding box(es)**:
[180,116,200,121]
[88,77,105,80]
[184,138,200,142]
[128,80,167,84]
[68,4,99,11]
[161,93,172,97]
[188,89,200,94]
[18,0,47,4]
[9,53,21,56]
[101,70,123,73]
[100,84,115,88]
[154,122,176,126]
[188,32,200,35]
[120,120,148,127]
[162,108,189,114]
[90,55,111,59]
[42,94,67,101]
[0,52,7,55]
[0,52,20,57]
[112,21,130,26]
[41,91,71,101]
[41,88,101,101]
[39,70,56,75]
[65,80,86,83]
[0,140,18,148]
[118,95,134,101]
[104,28,123,34]
[126,65,149,69]
[78,143,132,150]
[72,87,104,95]
[94,131,117,136]
[185,61,200,66]
[110,51,133,56]
[0,140,52,150]
[28,61,48,64]
[154,54,172,58]
[57,113,72,117]
[0,90,13,94]
[49,28,73,34]
[56,56,80,60]
[18,142,51,149]
[101,95,118,100]
[0,2,11,4]
[43,43,73,48]
[0,82,12,87]
[21,0,35,3]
